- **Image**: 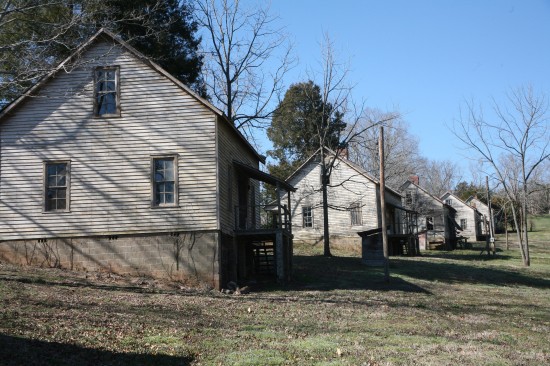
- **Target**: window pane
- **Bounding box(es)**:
[164,161,174,180]
[47,165,57,176]
[165,182,174,194]
[57,164,66,175]
[57,175,66,186]
[56,198,66,210]
[165,193,174,204]
[105,80,115,92]
[57,189,66,199]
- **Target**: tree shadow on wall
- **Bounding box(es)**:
[0,334,193,366]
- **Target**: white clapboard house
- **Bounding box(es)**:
[285,149,418,256]
[0,29,294,289]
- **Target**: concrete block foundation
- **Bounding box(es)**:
[0,231,221,289]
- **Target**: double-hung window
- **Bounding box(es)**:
[45,162,69,211]
[94,66,120,116]
[350,202,362,226]
[460,218,467,230]
[302,206,313,228]
[152,156,178,207]
[405,191,413,206]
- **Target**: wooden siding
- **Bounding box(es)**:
[401,182,447,232]
[0,39,219,240]
[441,192,478,239]
[289,157,398,241]
[467,197,490,235]
[216,117,259,234]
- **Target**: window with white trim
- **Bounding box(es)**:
[302,206,313,228]
[94,66,120,116]
[460,218,467,230]
[152,156,177,207]
[45,161,69,211]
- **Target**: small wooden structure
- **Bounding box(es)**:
[232,161,295,283]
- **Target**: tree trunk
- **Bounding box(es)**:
[321,149,331,257]
[505,209,509,250]
[510,203,526,264]
[522,179,531,266]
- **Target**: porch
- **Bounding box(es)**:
[231,161,295,284]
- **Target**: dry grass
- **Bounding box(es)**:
[1,217,549,365]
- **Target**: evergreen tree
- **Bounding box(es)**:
[0,0,204,106]
[267,80,345,180]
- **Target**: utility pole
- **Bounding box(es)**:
[379,126,389,282]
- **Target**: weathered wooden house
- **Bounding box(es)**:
[400,178,457,249]
[0,29,294,289]
[441,192,482,240]
[465,196,497,237]
[285,149,416,255]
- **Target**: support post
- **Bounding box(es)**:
[379,127,390,282]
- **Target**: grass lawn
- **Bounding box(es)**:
[1,216,549,365]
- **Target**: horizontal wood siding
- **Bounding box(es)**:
[401,183,447,232]
[443,193,478,239]
[289,158,382,241]
[216,119,259,234]
[0,40,219,240]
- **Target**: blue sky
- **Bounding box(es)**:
[258,0,550,178]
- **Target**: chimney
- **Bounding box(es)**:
[338,147,349,160]
[409,175,419,185]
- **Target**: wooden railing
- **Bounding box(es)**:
[234,204,291,232]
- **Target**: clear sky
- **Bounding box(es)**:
[259,0,550,178]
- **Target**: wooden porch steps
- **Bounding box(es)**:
[253,242,275,275]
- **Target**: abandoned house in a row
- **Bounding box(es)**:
[400,178,457,250]
[286,149,419,256]
[440,191,482,241]
[0,29,295,289]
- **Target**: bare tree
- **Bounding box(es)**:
[348,112,423,189]
[195,0,293,136]
[452,85,550,266]
[309,34,397,256]
[418,159,462,198]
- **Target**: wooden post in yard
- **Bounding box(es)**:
[379,126,390,282]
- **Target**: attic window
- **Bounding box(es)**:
[405,191,414,206]
[94,66,120,117]
[445,199,453,206]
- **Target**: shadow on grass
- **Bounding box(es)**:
[390,257,550,289]
[276,255,431,294]
[257,249,550,294]
[0,334,193,366]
